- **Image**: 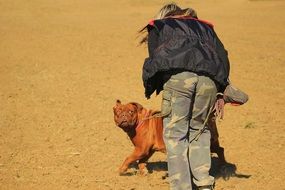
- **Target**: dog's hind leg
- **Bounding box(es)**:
[208,115,226,164]
[211,141,226,164]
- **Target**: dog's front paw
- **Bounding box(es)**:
[118,165,130,176]
[138,167,149,176]
[138,163,149,176]
[118,169,127,176]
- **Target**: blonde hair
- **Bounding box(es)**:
[138,4,198,44]
[183,8,198,18]
[153,3,182,20]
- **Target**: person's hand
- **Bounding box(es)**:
[214,97,225,119]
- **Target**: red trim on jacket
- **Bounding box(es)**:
[148,16,214,28]
[149,19,155,26]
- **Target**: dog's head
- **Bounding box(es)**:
[113,100,143,131]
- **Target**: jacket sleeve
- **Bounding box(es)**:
[147,26,159,58]
[213,31,230,92]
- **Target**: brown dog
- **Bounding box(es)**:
[113,100,165,175]
[113,100,226,175]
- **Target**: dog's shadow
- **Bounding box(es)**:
[147,161,168,173]
[210,157,251,180]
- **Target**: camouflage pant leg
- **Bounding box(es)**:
[189,75,217,187]
[161,72,217,190]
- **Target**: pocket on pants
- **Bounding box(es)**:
[161,90,172,118]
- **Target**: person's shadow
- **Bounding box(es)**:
[147,156,252,181]
[124,156,251,181]
[210,156,251,180]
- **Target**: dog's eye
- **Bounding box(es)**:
[129,110,134,115]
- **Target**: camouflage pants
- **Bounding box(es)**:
[161,71,217,190]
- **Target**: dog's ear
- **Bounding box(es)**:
[113,99,122,111]
[116,99,121,105]
[129,102,143,113]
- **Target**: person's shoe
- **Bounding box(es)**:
[198,185,214,190]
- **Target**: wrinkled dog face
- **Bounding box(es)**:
[113,100,142,130]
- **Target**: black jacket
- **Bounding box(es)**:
[142,17,230,98]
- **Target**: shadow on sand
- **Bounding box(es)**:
[147,161,168,173]
[210,157,251,180]
[121,157,251,181]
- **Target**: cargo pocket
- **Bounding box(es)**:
[161,90,172,118]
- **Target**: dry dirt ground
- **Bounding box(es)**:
[0,0,285,189]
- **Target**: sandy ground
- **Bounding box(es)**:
[0,0,285,189]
